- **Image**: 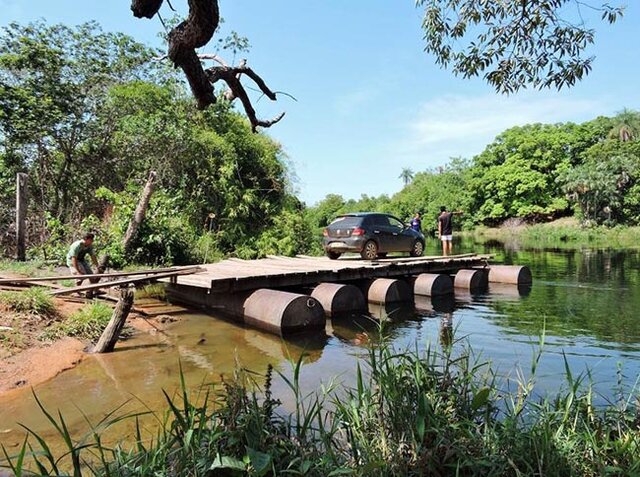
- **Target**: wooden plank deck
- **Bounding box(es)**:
[167,254,492,293]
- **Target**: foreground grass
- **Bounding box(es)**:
[471,219,640,250]
[1,339,639,476]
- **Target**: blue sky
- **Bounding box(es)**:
[1,0,639,204]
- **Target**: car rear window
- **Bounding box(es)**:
[328,216,363,228]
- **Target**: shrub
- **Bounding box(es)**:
[43,302,113,342]
[0,288,56,317]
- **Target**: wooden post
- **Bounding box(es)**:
[92,287,134,353]
[123,171,157,254]
[15,173,28,261]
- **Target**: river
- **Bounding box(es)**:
[1,239,639,456]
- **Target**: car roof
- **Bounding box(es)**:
[338,212,388,217]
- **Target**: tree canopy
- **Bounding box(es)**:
[417,0,625,93]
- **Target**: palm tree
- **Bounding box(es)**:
[608,108,640,142]
[399,167,414,186]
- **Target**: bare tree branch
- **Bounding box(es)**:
[131,0,284,129]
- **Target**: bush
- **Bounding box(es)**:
[43,302,113,342]
[0,288,56,317]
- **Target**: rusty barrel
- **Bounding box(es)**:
[488,265,532,285]
[311,283,366,316]
[453,269,487,290]
[367,278,412,304]
[243,289,325,335]
[413,273,453,297]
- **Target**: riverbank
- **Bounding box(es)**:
[467,217,640,249]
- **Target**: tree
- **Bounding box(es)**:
[0,21,156,220]
[416,0,625,93]
[608,109,640,142]
[399,168,415,186]
[130,0,284,131]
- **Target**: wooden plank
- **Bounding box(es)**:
[49,267,201,296]
[0,265,199,285]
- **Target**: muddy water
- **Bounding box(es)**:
[2,244,640,458]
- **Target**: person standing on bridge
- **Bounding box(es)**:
[438,206,463,256]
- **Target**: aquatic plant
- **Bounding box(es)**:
[1,337,639,476]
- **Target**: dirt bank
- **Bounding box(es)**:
[0,293,179,395]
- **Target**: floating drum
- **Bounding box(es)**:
[311,283,366,316]
[453,269,486,290]
[488,265,532,285]
[414,273,453,297]
[367,278,412,304]
[243,289,325,335]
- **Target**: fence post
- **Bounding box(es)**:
[15,173,28,261]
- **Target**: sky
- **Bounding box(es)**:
[1,0,639,205]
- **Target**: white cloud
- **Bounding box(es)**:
[397,93,606,164]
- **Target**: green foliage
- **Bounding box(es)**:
[308,111,639,235]
[417,0,625,93]
[2,339,640,476]
[559,139,640,225]
[43,302,113,342]
[134,283,166,301]
[0,288,56,317]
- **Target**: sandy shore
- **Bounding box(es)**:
[0,337,86,394]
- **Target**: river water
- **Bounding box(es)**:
[1,240,639,455]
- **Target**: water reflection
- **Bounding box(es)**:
[2,246,640,455]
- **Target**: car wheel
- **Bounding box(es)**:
[377,253,388,259]
[360,240,379,260]
[327,251,342,260]
[410,240,424,257]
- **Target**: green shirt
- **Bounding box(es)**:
[66,240,95,267]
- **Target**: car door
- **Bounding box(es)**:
[386,216,410,252]
[369,214,391,251]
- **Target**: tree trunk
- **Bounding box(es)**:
[15,173,28,261]
[123,171,157,255]
[92,288,134,353]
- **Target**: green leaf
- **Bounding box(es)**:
[471,387,491,411]
[210,454,246,471]
[247,447,272,476]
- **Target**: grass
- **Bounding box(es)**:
[42,301,115,342]
[0,288,57,317]
[1,332,639,476]
[0,259,54,277]
[471,219,640,250]
[134,283,167,301]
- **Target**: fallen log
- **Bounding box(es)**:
[92,288,135,353]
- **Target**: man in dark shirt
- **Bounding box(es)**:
[438,206,462,256]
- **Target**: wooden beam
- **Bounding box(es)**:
[49,267,202,296]
[0,265,200,285]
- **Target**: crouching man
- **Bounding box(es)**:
[67,232,101,287]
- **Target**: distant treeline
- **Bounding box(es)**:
[306,110,640,235]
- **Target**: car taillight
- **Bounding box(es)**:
[322,228,329,237]
[351,227,365,236]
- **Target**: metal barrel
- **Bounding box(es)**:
[243,289,326,335]
[311,283,366,316]
[413,273,453,296]
[366,278,413,304]
[487,265,532,285]
[453,269,487,290]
